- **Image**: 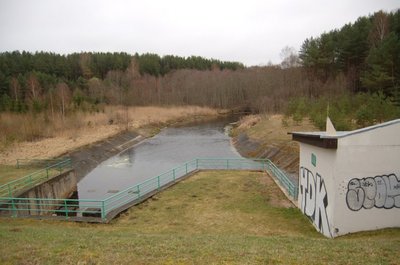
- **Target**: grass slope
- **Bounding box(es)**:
[1,171,399,264]
[0,165,42,185]
[0,165,67,186]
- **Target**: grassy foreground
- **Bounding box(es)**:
[1,171,399,264]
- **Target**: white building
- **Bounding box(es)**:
[291,118,400,238]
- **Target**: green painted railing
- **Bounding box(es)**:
[0,197,103,218]
[0,158,72,197]
[264,160,298,198]
[0,158,297,222]
[16,158,68,169]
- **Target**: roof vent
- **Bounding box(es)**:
[326,117,337,136]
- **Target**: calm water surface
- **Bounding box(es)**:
[77,118,241,200]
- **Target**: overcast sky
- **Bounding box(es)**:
[0,0,398,66]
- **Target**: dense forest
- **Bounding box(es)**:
[0,10,399,125]
[299,10,400,103]
[0,52,244,112]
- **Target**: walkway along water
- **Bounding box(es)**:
[0,118,298,222]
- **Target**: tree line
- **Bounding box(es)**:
[0,10,399,119]
[0,51,244,112]
[299,10,400,105]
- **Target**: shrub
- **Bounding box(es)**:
[285,92,400,130]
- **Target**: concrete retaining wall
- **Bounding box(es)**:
[14,169,77,216]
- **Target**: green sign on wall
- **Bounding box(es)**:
[311,153,317,167]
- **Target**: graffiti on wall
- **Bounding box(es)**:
[346,174,400,211]
[299,167,331,237]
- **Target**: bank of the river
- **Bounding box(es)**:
[232,114,318,176]
[0,106,222,166]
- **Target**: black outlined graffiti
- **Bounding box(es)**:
[299,167,332,237]
[346,174,400,211]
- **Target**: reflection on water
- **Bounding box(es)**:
[77,118,241,200]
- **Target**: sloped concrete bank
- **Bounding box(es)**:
[232,133,300,182]
[64,115,235,182]
[67,131,144,181]
[12,170,77,216]
[65,114,251,183]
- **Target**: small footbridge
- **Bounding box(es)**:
[0,158,298,223]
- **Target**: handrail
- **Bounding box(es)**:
[265,160,298,198]
[103,158,269,214]
[0,157,298,222]
[16,158,68,169]
[0,158,72,197]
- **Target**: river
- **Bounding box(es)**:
[77,118,241,200]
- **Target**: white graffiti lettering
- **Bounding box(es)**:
[346,174,400,211]
[299,167,331,237]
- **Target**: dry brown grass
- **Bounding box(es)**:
[0,106,219,165]
[235,114,317,143]
[233,114,319,173]
[236,114,261,130]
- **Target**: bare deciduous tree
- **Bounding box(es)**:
[10,77,20,102]
[27,73,41,102]
[55,82,71,119]
[280,46,300,69]
[369,11,389,47]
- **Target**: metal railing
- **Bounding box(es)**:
[0,197,103,219]
[16,158,68,169]
[264,160,298,198]
[0,158,297,222]
[0,158,72,197]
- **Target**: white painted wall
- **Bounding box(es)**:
[333,122,400,236]
[297,121,400,238]
[298,143,336,238]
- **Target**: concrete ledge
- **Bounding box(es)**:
[3,170,77,216]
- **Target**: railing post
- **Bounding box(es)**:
[101,200,106,221]
[137,185,141,198]
[11,198,17,217]
[28,175,33,187]
[7,184,12,197]
[64,200,69,219]
[16,159,20,169]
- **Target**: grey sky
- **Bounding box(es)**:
[0,0,398,66]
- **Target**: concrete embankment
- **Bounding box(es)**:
[67,131,144,181]
[231,115,318,181]
[1,170,77,216]
[232,133,299,176]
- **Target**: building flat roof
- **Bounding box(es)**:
[290,119,400,149]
